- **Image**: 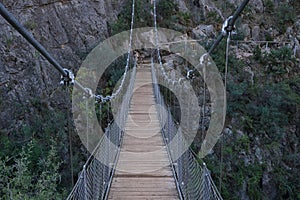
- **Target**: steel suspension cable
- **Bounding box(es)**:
[67,0,137,198]
[151,58,223,200]
[67,60,137,200]
[0,3,91,95]
[153,0,186,86]
[208,0,250,54]
[219,31,231,193]
[65,86,74,187]
[201,59,206,144]
[107,0,135,101]
[153,0,162,65]
[0,2,135,103]
[151,1,250,198]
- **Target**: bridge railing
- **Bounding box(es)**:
[67,63,136,200]
[151,59,223,200]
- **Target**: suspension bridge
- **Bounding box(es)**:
[0,0,252,199]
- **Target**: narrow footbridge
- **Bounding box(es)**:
[0,0,251,198]
[67,60,223,200]
[108,64,179,199]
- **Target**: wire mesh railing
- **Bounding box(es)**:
[67,62,136,200]
[151,59,223,200]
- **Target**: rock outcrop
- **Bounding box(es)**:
[0,0,123,134]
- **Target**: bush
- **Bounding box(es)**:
[111,0,152,34]
[275,3,296,33]
[0,139,64,199]
[111,0,182,34]
[156,0,177,19]
[264,46,295,77]
[263,0,274,13]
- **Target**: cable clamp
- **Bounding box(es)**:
[60,68,75,86]
[222,16,236,36]
[199,53,209,65]
[178,78,184,84]
[102,96,111,103]
[95,95,111,103]
[187,69,195,79]
[95,95,103,103]
[84,88,94,98]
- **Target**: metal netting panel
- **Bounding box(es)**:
[151,59,223,200]
[67,64,136,200]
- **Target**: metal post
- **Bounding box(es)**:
[83,165,88,200]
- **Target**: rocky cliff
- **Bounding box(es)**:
[0,0,125,193]
[0,0,124,135]
[0,0,299,199]
[172,0,300,199]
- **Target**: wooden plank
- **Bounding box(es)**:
[115,170,173,177]
[108,196,179,200]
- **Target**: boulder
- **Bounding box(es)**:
[251,26,260,41]
[241,24,251,38]
[250,0,264,13]
[192,24,216,39]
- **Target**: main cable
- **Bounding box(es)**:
[208,0,250,54]
[0,3,90,95]
[0,2,136,103]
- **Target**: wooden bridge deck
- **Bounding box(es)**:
[108,64,179,199]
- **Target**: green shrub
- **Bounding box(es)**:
[253,45,262,61]
[24,21,36,30]
[275,3,296,33]
[263,0,274,13]
[156,0,177,19]
[258,46,296,78]
[0,139,64,199]
[111,0,153,34]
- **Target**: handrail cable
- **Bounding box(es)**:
[66,0,136,198]
[151,57,223,200]
[67,61,137,200]
[98,0,135,101]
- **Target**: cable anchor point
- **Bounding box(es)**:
[84,88,94,99]
[60,68,75,86]
[222,16,237,36]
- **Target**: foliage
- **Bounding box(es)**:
[202,33,300,199]
[253,45,262,61]
[275,3,296,33]
[0,139,65,199]
[111,0,152,34]
[227,79,299,139]
[255,46,296,80]
[263,0,274,14]
[111,0,183,34]
[205,11,223,25]
[24,21,37,30]
[0,99,80,194]
[265,46,295,75]
[156,0,177,20]
[290,0,300,10]
[273,164,300,199]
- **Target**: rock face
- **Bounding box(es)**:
[252,25,261,41]
[192,24,216,39]
[0,0,123,134]
[1,0,300,199]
